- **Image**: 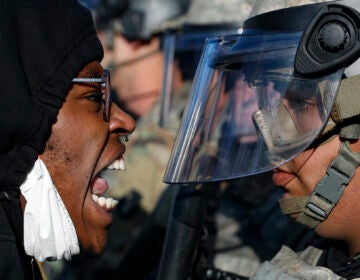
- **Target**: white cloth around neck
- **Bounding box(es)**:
[20,159,79,262]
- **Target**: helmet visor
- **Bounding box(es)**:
[159,27,241,131]
[164,31,343,184]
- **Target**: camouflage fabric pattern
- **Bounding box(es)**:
[183,0,257,25]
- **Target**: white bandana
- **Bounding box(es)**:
[20,159,79,261]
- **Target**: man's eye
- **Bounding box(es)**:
[85,92,103,104]
[85,92,103,112]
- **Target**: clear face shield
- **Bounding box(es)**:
[159,26,242,132]
[164,31,344,184]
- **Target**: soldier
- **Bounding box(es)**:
[163,0,360,278]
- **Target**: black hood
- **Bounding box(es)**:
[0,0,103,188]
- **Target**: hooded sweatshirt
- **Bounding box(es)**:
[0,0,103,278]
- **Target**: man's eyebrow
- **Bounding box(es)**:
[78,70,103,78]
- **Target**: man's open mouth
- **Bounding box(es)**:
[90,156,127,211]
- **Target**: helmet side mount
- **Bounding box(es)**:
[295,3,360,77]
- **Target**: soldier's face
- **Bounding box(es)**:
[273,136,360,252]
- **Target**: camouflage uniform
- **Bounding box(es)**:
[251,245,344,280]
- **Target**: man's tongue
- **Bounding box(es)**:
[91,176,109,195]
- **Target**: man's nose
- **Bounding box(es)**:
[109,103,136,135]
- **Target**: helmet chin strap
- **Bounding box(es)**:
[279,74,360,228]
[279,140,360,229]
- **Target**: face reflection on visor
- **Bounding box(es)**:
[164,32,343,184]
[252,75,325,157]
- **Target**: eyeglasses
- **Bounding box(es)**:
[72,69,111,122]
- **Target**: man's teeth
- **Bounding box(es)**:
[92,194,119,210]
[107,158,126,171]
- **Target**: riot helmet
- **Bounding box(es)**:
[164,0,360,228]
[94,0,190,40]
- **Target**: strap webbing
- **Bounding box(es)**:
[297,141,360,228]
